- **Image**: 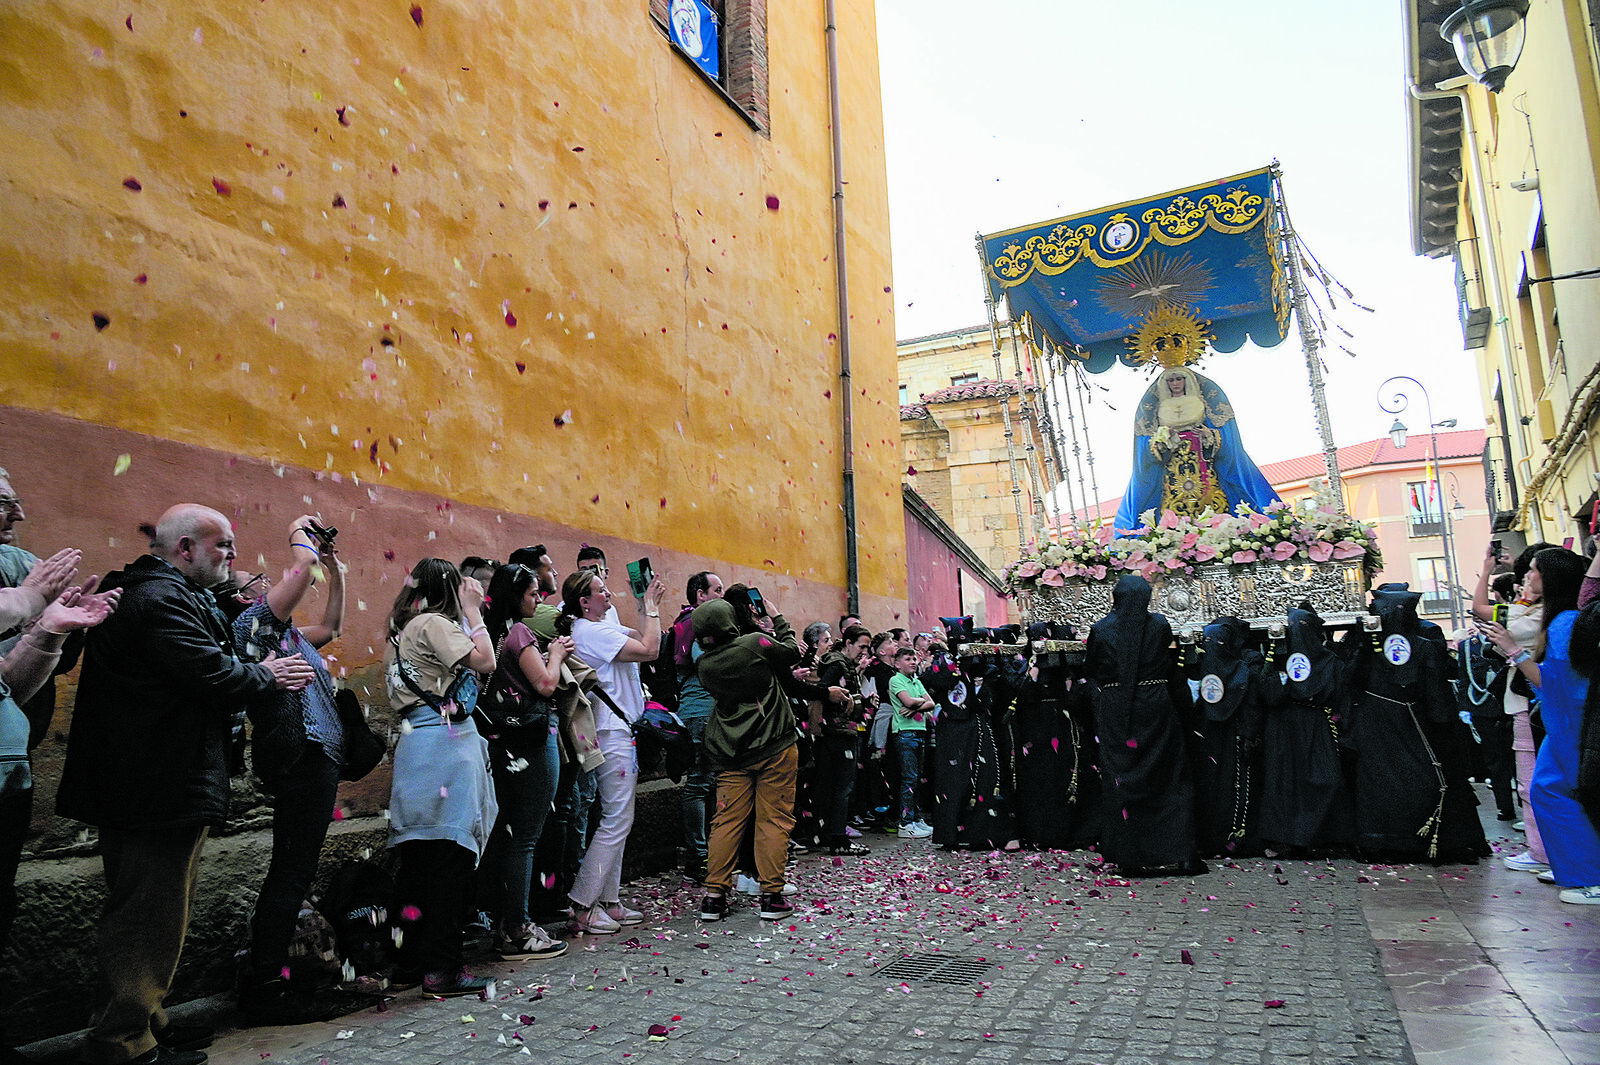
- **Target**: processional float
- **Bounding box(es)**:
[972,164,1381,641]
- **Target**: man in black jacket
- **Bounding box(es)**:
[57,505,313,1065]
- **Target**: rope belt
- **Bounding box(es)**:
[1364,689,1447,858]
[1102,678,1167,688]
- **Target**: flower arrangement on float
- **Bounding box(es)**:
[1002,501,1383,596]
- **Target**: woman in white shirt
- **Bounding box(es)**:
[555,568,666,934]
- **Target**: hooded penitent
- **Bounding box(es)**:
[1343,584,1488,862]
[1085,574,1204,874]
[1256,606,1355,852]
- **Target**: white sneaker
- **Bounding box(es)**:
[737,874,760,895]
[913,820,933,833]
[570,903,621,935]
[1558,885,1600,905]
[1537,869,1557,884]
[898,823,932,839]
[1503,852,1550,873]
[601,901,644,926]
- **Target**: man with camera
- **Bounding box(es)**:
[692,591,802,921]
[217,516,367,1025]
[58,505,315,1065]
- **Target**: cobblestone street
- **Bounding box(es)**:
[27,792,1594,1065]
[218,847,1410,1065]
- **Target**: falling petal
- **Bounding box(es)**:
[409,4,423,26]
[112,454,132,476]
[123,178,142,191]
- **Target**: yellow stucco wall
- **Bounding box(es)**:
[1450,0,1600,541]
[0,0,904,602]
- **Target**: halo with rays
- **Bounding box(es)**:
[1093,250,1215,319]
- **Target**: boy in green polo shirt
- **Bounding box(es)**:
[887,647,934,839]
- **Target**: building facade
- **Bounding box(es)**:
[898,324,1057,585]
[0,0,904,861]
[1405,0,1600,551]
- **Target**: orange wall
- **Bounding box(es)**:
[0,0,905,613]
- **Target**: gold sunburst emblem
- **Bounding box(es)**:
[1127,303,1213,368]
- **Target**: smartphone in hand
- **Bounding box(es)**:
[626,557,654,599]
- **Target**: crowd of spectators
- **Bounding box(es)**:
[2,470,1598,1065]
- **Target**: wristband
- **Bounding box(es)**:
[1510,649,1531,666]
[645,611,659,619]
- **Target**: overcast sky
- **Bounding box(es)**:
[877,0,1486,508]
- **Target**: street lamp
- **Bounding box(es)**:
[1378,376,1466,632]
[1439,0,1530,93]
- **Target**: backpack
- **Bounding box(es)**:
[320,858,395,981]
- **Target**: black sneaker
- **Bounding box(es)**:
[121,1047,208,1065]
[153,1024,214,1052]
[758,893,793,920]
[699,894,727,922]
[240,980,375,1026]
[422,968,494,998]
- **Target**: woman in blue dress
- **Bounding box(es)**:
[1488,547,1600,903]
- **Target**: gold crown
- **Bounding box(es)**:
[1127,303,1212,369]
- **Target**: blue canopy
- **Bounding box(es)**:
[980,167,1289,372]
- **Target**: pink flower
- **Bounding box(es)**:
[1060,562,1082,578]
[1158,509,1182,530]
[1248,512,1272,529]
[1096,523,1115,545]
[1331,541,1366,560]
[1164,557,1185,570]
[1269,541,1298,561]
[1014,560,1044,579]
[1208,513,1229,529]
[1039,567,1067,587]
[1231,549,1259,564]
[1193,542,1219,563]
[1086,564,1108,580]
[1180,532,1199,550]
[1140,561,1162,579]
[1307,541,1334,562]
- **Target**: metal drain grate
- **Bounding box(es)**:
[873,954,994,986]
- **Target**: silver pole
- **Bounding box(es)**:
[976,233,1030,554]
[1275,166,1346,513]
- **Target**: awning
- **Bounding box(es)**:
[980,166,1290,372]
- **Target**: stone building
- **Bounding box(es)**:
[898,325,1058,584]
[0,0,902,1037]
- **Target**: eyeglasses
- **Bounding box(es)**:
[0,496,22,515]
[239,572,271,596]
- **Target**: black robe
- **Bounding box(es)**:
[1013,654,1101,850]
[1186,616,1266,858]
[930,654,1020,849]
[1343,586,1489,862]
[1258,608,1355,852]
[1085,576,1205,875]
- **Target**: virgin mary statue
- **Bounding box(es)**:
[1111,365,1280,532]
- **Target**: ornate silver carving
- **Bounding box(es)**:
[1022,559,1370,636]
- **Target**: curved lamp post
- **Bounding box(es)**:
[1439,0,1530,93]
[1379,376,1465,632]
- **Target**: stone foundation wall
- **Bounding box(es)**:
[3,780,684,1043]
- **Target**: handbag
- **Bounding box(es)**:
[476,633,554,734]
[391,636,482,722]
[335,687,387,781]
